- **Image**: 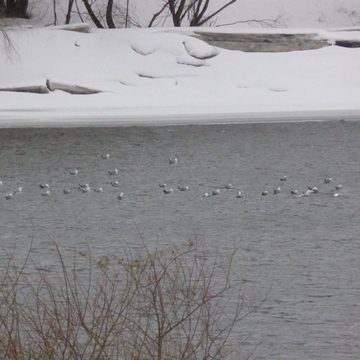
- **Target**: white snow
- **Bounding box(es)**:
[0,26,360,126]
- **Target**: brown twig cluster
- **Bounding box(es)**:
[0,240,253,360]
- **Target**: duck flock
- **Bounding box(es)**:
[0,154,343,202]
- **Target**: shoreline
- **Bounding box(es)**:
[0,108,359,128]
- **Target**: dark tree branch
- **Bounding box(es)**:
[106,0,115,28]
[82,0,104,28]
[196,0,237,26]
[148,2,167,27]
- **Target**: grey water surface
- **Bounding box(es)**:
[0,120,360,359]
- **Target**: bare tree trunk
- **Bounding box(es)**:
[82,0,104,28]
[53,0,57,25]
[125,0,129,28]
[106,0,115,28]
[65,0,74,24]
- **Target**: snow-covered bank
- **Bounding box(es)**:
[1,27,360,127]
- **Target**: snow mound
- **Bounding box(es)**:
[183,38,219,60]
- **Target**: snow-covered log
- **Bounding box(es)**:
[46,80,101,95]
[51,23,92,33]
[183,39,219,60]
[0,85,49,94]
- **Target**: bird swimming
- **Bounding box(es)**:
[111,181,121,187]
[324,177,332,184]
[108,169,119,176]
[69,169,79,176]
[102,153,110,159]
[39,183,49,189]
[212,188,221,196]
[118,192,124,200]
[163,188,174,194]
[178,185,190,191]
[273,186,280,195]
[236,191,243,198]
[169,157,178,165]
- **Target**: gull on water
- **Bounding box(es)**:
[212,188,221,196]
[94,187,103,193]
[102,153,110,159]
[118,192,124,200]
[178,185,190,191]
[236,191,243,198]
[15,187,23,195]
[41,190,51,196]
[224,184,233,189]
[169,157,178,165]
[108,169,119,176]
[203,192,210,197]
[111,181,121,187]
[159,183,167,188]
[69,169,79,176]
[163,188,174,194]
[273,186,281,195]
[0,180,3,186]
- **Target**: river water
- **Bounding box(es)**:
[0,120,360,359]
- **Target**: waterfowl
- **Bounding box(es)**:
[212,188,221,196]
[41,190,51,196]
[159,183,167,188]
[335,184,342,190]
[69,169,79,176]
[163,188,174,194]
[63,189,71,194]
[178,185,190,191]
[108,169,119,176]
[39,183,49,189]
[290,189,298,195]
[236,191,243,198]
[169,157,178,165]
[280,176,287,181]
[118,192,124,200]
[111,181,121,187]
[273,186,281,195]
[224,184,233,189]
[262,191,268,196]
[102,153,110,159]
[324,177,332,184]
[94,187,103,193]
[5,193,14,200]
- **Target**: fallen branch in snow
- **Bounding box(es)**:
[46,79,101,94]
[176,55,207,67]
[0,85,49,94]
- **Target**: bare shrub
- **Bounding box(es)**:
[0,240,255,359]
